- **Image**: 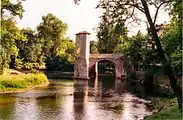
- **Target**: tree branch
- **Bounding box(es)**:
[153,1,172,24]
[121,3,145,13]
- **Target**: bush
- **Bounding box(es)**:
[0,73,48,91]
[22,62,40,71]
[15,58,23,70]
[45,56,74,71]
[144,106,181,120]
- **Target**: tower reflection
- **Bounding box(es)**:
[115,78,124,95]
[73,79,88,120]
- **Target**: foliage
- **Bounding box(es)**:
[97,0,182,112]
[14,58,23,70]
[170,0,182,22]
[1,1,75,73]
[1,11,76,72]
[37,13,68,56]
[0,73,48,91]
[97,20,128,53]
[144,98,181,120]
[16,28,43,70]
[1,0,24,19]
[162,14,182,73]
[45,38,75,71]
[115,31,153,71]
[45,56,74,71]
[0,19,25,70]
[36,13,76,70]
[0,0,25,74]
[144,106,181,120]
[90,41,98,54]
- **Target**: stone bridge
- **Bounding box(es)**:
[89,54,125,78]
[74,31,126,79]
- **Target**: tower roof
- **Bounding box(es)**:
[76,31,90,35]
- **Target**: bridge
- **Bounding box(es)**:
[74,31,125,79]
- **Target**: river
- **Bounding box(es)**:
[0,76,152,120]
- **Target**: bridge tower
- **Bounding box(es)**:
[74,31,90,79]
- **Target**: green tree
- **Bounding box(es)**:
[115,31,149,72]
[45,39,75,71]
[162,0,182,73]
[36,13,68,60]
[1,0,24,19]
[15,28,43,70]
[0,19,25,70]
[97,20,127,53]
[96,0,182,112]
[37,13,76,70]
[0,0,25,73]
[90,41,98,54]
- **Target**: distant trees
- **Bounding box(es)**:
[36,13,75,70]
[97,21,127,53]
[17,14,76,71]
[0,0,76,72]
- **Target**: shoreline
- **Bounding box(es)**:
[0,82,50,94]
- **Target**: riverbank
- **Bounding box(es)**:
[125,72,182,120]
[144,98,181,120]
[0,69,49,93]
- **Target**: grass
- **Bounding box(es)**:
[144,98,182,120]
[144,106,181,120]
[0,69,49,92]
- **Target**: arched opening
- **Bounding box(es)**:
[98,60,115,76]
[89,60,116,78]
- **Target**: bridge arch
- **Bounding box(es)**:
[89,54,124,79]
[89,59,116,77]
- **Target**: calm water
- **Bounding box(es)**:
[0,76,152,120]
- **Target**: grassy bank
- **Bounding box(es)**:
[144,106,181,120]
[0,69,49,92]
[144,98,182,120]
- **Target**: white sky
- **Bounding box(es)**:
[16,0,170,41]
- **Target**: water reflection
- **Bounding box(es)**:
[115,78,124,95]
[73,79,88,120]
[0,95,15,120]
[0,77,152,120]
[13,98,39,120]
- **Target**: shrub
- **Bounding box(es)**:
[0,73,48,91]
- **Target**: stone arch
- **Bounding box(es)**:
[89,59,116,76]
[89,58,124,79]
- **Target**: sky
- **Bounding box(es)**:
[16,0,170,41]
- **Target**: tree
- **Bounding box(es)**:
[0,0,25,73]
[36,13,68,62]
[37,13,76,70]
[96,0,182,112]
[0,19,25,70]
[45,39,76,71]
[15,28,43,70]
[162,0,182,74]
[97,20,128,53]
[1,0,24,19]
[90,41,98,54]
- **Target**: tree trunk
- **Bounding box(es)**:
[140,0,182,112]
